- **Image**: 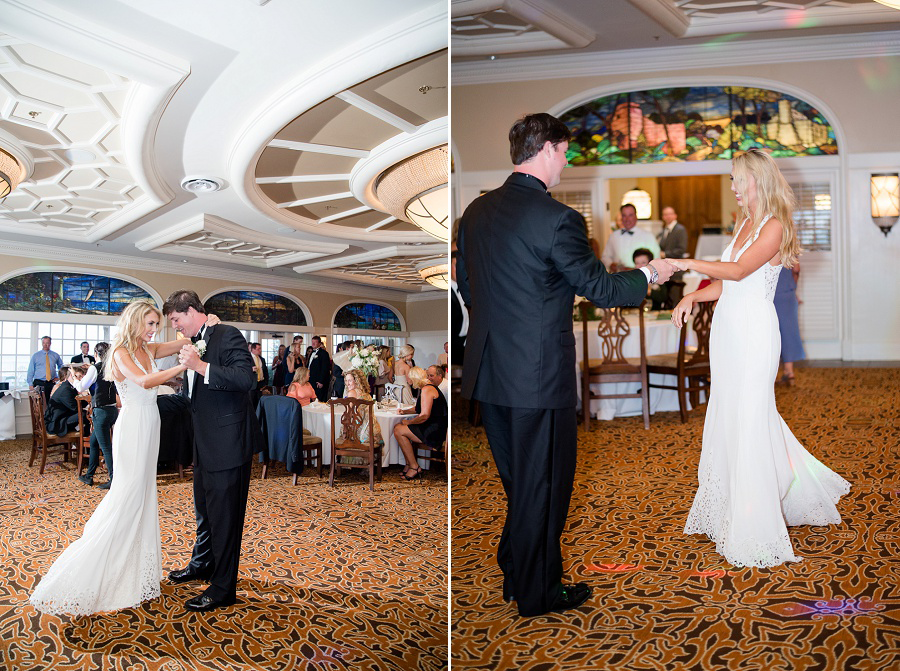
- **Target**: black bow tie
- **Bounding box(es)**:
[622,230,634,235]
[191,328,204,344]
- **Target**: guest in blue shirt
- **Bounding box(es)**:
[27,336,63,401]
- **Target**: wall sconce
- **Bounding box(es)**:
[870,173,900,237]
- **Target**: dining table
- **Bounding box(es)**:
[575,307,698,421]
[301,401,422,467]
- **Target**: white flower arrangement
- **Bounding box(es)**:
[195,339,207,358]
[348,345,379,378]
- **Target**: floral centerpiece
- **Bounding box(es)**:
[348,345,379,379]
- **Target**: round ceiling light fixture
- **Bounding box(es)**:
[375,146,448,242]
[416,259,449,290]
[181,176,225,194]
[0,129,33,200]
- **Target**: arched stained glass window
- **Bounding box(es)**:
[334,303,401,331]
[203,291,306,325]
[560,86,837,166]
[0,272,154,314]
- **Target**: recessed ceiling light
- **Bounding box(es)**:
[63,149,96,164]
[181,176,224,193]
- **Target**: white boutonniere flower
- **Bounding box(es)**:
[195,340,207,358]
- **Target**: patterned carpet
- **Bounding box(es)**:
[0,443,447,671]
[451,368,900,670]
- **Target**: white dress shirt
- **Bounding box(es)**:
[601,226,661,268]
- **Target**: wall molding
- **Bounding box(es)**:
[0,241,413,303]
[451,30,900,85]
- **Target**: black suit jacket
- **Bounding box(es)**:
[658,221,688,280]
[457,172,648,409]
[307,347,331,389]
[184,324,263,471]
[70,354,96,364]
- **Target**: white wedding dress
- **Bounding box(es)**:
[31,349,162,615]
[684,216,850,568]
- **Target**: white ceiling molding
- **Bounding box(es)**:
[314,252,447,291]
[629,0,900,39]
[451,0,596,56]
[267,139,369,158]
[229,2,447,244]
[452,30,900,85]
[135,213,348,268]
[334,91,420,134]
[0,239,413,302]
[256,174,352,184]
[0,3,190,242]
[292,243,446,274]
[406,290,449,303]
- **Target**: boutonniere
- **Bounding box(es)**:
[195,340,207,358]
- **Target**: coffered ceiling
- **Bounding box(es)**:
[0,0,448,299]
[451,0,900,58]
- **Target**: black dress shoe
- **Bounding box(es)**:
[168,567,213,584]
[77,474,93,486]
[502,580,515,603]
[184,594,237,612]
[549,583,592,613]
[97,481,111,490]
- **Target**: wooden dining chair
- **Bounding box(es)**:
[646,300,717,423]
[383,383,405,404]
[75,396,94,476]
[414,439,447,476]
[579,301,650,431]
[297,429,323,483]
[328,398,383,491]
[27,390,80,475]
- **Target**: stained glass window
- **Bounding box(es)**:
[0,272,154,314]
[333,303,401,331]
[203,291,306,325]
[560,86,837,166]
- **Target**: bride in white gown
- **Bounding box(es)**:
[30,300,196,616]
[670,149,850,568]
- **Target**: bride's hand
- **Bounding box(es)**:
[671,296,694,328]
[668,258,691,271]
[205,313,221,327]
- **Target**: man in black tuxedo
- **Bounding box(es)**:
[163,289,263,612]
[450,242,467,367]
[307,335,332,402]
[248,342,268,408]
[70,341,96,365]
[457,113,674,617]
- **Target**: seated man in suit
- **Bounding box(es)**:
[658,206,688,307]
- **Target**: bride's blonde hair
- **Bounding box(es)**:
[105,299,162,379]
[732,148,801,268]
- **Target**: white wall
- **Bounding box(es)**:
[408,330,447,370]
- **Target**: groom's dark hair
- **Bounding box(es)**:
[509,113,571,166]
[162,289,206,316]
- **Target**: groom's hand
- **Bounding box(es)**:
[649,258,676,283]
[179,344,206,375]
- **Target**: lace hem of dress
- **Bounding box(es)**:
[684,472,800,569]
[30,546,161,617]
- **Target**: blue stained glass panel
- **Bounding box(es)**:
[0,272,153,314]
[333,303,401,331]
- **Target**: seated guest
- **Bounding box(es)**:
[342,368,382,445]
[45,365,87,435]
[287,367,317,406]
[426,365,449,400]
[394,366,448,481]
[633,248,669,310]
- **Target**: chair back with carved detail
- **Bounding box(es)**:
[647,300,717,423]
[27,390,79,475]
[328,397,383,491]
[579,301,650,431]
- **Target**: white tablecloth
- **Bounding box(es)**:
[575,311,697,421]
[301,402,418,466]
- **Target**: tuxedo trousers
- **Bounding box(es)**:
[188,452,252,601]
[480,402,577,616]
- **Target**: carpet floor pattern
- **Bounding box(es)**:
[0,444,447,671]
[451,368,900,670]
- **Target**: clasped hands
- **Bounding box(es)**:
[178,344,203,372]
[648,258,678,284]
